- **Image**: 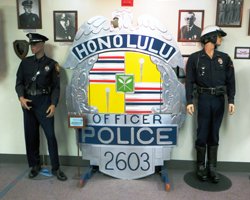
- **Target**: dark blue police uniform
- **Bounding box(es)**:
[16,54,60,170]
[185,49,235,147]
[15,33,66,181]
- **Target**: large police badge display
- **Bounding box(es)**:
[64,9,186,180]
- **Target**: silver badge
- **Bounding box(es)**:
[63,9,186,180]
[218,58,223,65]
[45,66,50,72]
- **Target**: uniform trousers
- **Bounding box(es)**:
[196,93,225,147]
[22,94,59,171]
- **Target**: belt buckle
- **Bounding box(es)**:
[211,88,216,95]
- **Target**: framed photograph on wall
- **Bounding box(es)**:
[234,47,250,59]
[53,11,78,42]
[16,0,42,29]
[216,0,244,27]
[177,10,204,42]
[248,11,250,36]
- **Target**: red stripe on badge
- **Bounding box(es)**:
[90,80,116,83]
[126,110,152,114]
[91,68,124,71]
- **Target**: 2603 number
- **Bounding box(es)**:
[104,151,150,171]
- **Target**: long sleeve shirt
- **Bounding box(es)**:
[185,49,235,105]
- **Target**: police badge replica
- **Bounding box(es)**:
[45,66,50,72]
[13,40,29,59]
[64,9,186,180]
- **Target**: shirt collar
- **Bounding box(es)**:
[201,49,220,59]
[34,55,46,63]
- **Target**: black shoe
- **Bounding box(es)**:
[52,169,67,181]
[208,166,220,183]
[29,165,41,179]
[196,165,208,181]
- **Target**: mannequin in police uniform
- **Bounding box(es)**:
[19,0,40,29]
[15,33,67,181]
[185,26,235,183]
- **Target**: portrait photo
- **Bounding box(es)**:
[16,0,42,29]
[53,11,78,42]
[216,0,244,27]
[178,10,204,42]
[248,11,250,35]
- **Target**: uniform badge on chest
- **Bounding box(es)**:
[218,58,223,65]
[45,65,50,72]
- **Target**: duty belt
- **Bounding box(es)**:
[197,86,225,96]
[26,88,50,96]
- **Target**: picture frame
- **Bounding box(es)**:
[53,10,78,42]
[234,47,250,59]
[68,115,86,128]
[248,11,250,36]
[216,0,244,27]
[16,0,42,29]
[177,10,204,42]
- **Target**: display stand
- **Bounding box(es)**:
[78,165,97,187]
[78,165,171,191]
[160,166,171,191]
[72,129,81,180]
[184,171,232,192]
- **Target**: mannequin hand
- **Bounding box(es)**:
[186,104,194,115]
[19,96,32,110]
[228,104,235,115]
[46,105,55,118]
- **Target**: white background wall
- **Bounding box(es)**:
[0,0,249,162]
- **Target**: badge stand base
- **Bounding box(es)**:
[184,171,232,192]
[72,134,81,180]
[77,165,172,191]
[78,165,98,188]
[160,166,171,191]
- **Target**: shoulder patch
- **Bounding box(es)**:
[55,63,60,73]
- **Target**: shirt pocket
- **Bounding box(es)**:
[215,64,225,71]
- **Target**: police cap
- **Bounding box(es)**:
[60,13,70,21]
[22,0,33,7]
[201,25,227,38]
[26,33,49,44]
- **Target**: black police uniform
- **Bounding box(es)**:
[19,13,40,29]
[185,49,235,147]
[15,35,61,172]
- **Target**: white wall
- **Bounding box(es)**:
[0,0,249,162]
